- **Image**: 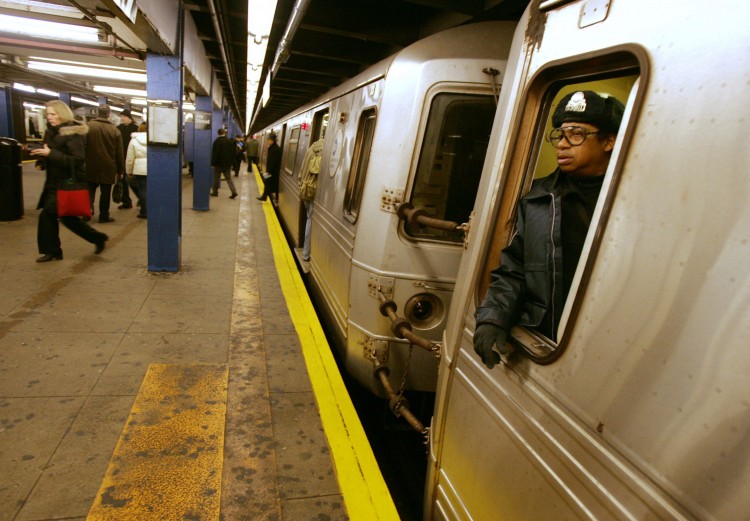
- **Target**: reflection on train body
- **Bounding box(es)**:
[256,22,517,399]
[425,1,750,520]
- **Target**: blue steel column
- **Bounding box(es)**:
[59,92,71,106]
[193,95,212,210]
[146,51,183,271]
[0,87,13,138]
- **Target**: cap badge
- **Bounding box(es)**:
[565,91,587,113]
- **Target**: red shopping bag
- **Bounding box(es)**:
[57,180,91,218]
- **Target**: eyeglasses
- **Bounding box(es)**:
[547,126,600,146]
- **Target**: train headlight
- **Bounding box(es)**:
[404,293,444,329]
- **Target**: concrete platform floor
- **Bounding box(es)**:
[0,162,348,521]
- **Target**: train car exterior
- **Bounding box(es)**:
[425,0,750,519]
[260,22,517,396]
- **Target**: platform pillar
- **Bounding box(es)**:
[146,48,184,272]
[192,95,212,211]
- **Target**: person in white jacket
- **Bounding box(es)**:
[125,123,148,219]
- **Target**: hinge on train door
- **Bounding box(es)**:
[363,336,389,363]
[368,274,394,300]
[460,211,475,250]
[380,187,404,213]
[579,0,611,28]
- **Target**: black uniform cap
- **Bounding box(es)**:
[552,90,625,134]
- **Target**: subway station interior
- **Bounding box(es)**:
[0,1,529,520]
[6,2,745,521]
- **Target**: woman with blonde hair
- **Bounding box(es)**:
[30,100,108,262]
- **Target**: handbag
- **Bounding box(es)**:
[112,180,123,204]
[57,178,91,218]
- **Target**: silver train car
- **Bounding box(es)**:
[256,22,516,396]
[425,0,750,519]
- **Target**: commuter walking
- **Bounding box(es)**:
[256,133,280,202]
[245,134,259,170]
[210,128,238,199]
[115,109,138,209]
[30,100,108,262]
[125,122,149,219]
[86,104,124,223]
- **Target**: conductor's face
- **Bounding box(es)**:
[552,122,616,177]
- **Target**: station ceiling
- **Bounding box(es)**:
[0,0,530,134]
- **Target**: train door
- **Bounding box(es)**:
[299,109,329,248]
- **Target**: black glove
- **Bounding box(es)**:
[473,323,508,369]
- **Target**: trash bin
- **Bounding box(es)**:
[0,137,24,221]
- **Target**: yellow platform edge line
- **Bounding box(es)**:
[87,363,228,521]
[253,168,400,521]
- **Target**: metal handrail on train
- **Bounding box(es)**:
[373,361,430,443]
[396,202,469,243]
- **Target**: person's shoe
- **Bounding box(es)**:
[98,217,115,223]
[94,238,107,255]
[230,193,238,199]
[118,204,133,209]
[256,196,266,201]
[36,253,63,263]
[302,256,310,262]
[210,192,218,197]
[137,214,147,219]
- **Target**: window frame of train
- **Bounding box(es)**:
[404,90,497,243]
[283,125,301,176]
[343,107,377,223]
[311,108,329,143]
[477,46,648,364]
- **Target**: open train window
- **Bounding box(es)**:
[311,109,329,143]
[284,126,301,175]
[344,108,377,222]
[476,48,645,364]
[406,93,496,242]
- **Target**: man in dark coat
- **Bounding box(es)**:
[115,109,138,209]
[85,104,124,223]
[210,128,238,198]
[257,133,280,202]
[473,90,624,368]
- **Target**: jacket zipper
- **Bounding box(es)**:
[549,193,557,337]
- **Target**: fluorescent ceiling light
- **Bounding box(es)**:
[0,0,79,14]
[130,98,147,106]
[13,82,36,93]
[29,56,143,73]
[36,88,59,97]
[183,103,196,111]
[27,61,147,82]
[246,0,278,130]
[94,85,148,97]
[71,96,99,107]
[0,13,100,43]
[110,106,124,112]
[23,102,45,110]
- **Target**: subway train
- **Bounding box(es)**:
[255,21,516,401]
[424,0,750,520]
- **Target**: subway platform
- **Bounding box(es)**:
[0,162,398,521]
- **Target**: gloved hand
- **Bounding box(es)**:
[473,323,508,369]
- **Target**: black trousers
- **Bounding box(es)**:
[88,182,113,219]
[37,206,108,255]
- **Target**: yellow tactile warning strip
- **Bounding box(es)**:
[254,169,400,520]
[87,363,228,520]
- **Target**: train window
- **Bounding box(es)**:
[344,108,377,222]
[406,93,496,242]
[284,126,301,175]
[311,109,329,143]
[476,50,644,364]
